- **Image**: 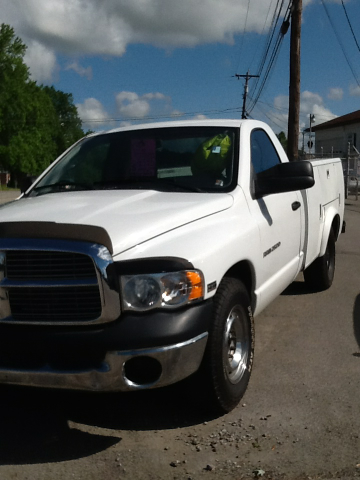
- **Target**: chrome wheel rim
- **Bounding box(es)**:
[223,304,249,384]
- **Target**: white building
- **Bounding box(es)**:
[312,109,360,158]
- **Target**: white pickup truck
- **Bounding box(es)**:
[0,119,344,412]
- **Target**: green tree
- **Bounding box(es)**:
[0,24,30,161]
[276,131,288,151]
[0,24,60,184]
[42,86,85,156]
[7,83,58,177]
[0,24,87,185]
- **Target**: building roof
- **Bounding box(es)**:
[310,110,360,132]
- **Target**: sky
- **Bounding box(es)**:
[1,0,360,139]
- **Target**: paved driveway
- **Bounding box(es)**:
[0,190,20,205]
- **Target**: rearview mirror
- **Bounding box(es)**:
[255,161,314,198]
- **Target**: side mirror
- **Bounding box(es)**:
[255,161,314,198]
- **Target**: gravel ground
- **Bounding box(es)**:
[1,382,359,480]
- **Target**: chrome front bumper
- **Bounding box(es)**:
[0,332,208,392]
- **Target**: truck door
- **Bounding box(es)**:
[249,129,303,307]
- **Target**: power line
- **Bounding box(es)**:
[341,0,360,54]
[247,0,292,114]
[321,0,360,87]
[248,0,276,72]
[232,0,283,118]
[247,28,285,113]
[256,98,337,122]
[235,0,251,73]
[249,0,285,95]
[234,0,276,89]
[79,105,246,124]
[254,101,288,130]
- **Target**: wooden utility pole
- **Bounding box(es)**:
[287,0,302,162]
[235,72,259,119]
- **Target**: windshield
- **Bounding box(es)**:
[28,126,238,196]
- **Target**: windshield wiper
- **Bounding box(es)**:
[31,181,93,196]
[94,179,204,193]
[157,180,204,193]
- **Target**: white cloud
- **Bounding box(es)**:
[328,87,343,101]
[76,98,109,128]
[24,40,58,83]
[76,91,176,130]
[116,91,171,119]
[143,92,170,101]
[65,61,92,80]
[2,0,292,58]
[271,91,337,133]
[116,92,151,119]
[349,84,360,97]
[300,91,337,129]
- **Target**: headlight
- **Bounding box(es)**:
[121,270,204,312]
[123,275,161,310]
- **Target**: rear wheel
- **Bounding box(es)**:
[304,229,336,291]
[201,278,254,413]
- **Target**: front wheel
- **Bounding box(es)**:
[304,229,336,291]
[201,278,255,413]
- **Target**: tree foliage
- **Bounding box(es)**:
[42,86,85,154]
[6,83,58,176]
[0,24,86,185]
[276,131,288,151]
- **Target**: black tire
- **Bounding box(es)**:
[201,278,255,413]
[303,229,336,291]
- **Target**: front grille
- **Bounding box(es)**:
[9,286,102,322]
[6,251,96,280]
[4,249,103,323]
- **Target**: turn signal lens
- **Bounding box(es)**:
[186,271,203,301]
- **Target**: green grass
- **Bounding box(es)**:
[0,186,20,191]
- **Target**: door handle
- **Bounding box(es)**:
[292,201,301,211]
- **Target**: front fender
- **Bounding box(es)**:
[113,194,260,302]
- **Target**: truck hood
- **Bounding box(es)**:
[0,190,233,255]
